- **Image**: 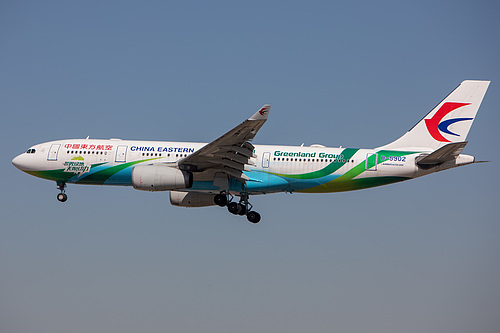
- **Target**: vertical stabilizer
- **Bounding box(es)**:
[378,80,490,151]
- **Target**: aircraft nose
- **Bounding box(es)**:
[12,154,29,171]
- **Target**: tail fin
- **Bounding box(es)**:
[378,80,490,151]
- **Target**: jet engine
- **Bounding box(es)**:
[169,191,217,207]
[132,165,193,191]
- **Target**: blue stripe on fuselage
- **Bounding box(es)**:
[65,164,341,193]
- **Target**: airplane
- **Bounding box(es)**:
[12,80,490,223]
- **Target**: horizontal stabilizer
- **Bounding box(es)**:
[415,141,468,165]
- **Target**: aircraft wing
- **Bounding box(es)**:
[177,105,270,182]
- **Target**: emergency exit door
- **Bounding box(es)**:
[47,144,61,161]
[115,145,128,162]
[365,153,378,171]
[262,152,271,168]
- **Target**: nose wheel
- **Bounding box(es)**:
[56,182,67,202]
[57,193,68,202]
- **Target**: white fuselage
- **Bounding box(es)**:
[12,138,474,195]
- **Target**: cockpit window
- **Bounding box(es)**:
[26,149,36,154]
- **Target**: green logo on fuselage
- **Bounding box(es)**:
[64,156,89,175]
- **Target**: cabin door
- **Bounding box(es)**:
[365,153,378,171]
[115,145,128,163]
[47,144,61,161]
[262,152,271,168]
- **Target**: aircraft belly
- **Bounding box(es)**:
[297,176,411,193]
[189,171,290,194]
[245,171,289,193]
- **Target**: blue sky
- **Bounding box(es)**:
[1,1,499,332]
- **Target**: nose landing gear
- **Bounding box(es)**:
[56,182,67,202]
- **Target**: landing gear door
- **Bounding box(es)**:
[115,145,128,163]
[47,144,61,161]
[262,152,271,168]
[365,153,378,171]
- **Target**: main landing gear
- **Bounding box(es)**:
[56,182,67,202]
[214,192,261,223]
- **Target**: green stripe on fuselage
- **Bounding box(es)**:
[270,148,359,179]
[297,176,410,193]
[76,158,160,184]
[24,163,107,183]
[298,150,416,193]
[24,158,161,185]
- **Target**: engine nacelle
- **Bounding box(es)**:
[132,165,193,191]
[170,191,217,207]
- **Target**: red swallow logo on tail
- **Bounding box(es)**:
[425,102,472,142]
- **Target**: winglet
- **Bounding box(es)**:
[249,105,271,120]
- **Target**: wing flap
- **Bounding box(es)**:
[210,166,250,181]
[213,152,252,165]
[220,145,255,158]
